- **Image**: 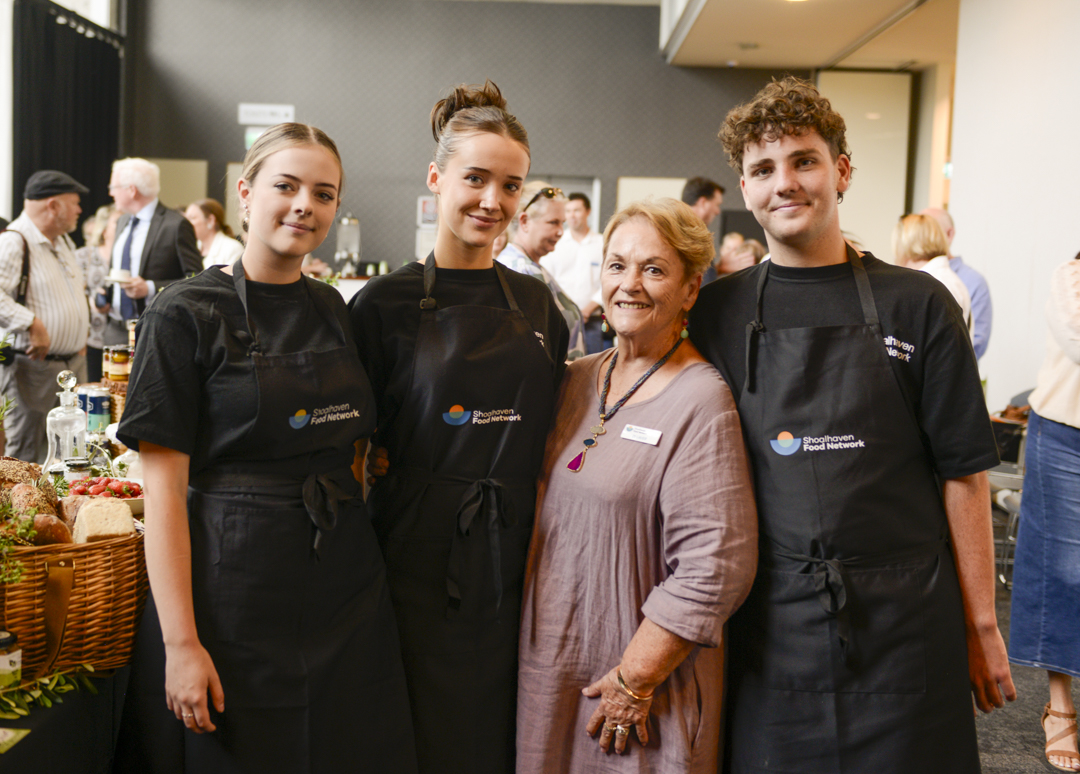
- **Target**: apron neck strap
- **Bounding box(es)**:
[420,252,523,314]
[847,246,880,327]
[742,244,879,395]
[231,257,346,357]
[231,257,261,356]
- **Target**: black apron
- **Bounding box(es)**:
[367,256,557,774]
[116,260,416,774]
[724,251,979,773]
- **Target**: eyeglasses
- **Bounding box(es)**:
[523,186,563,213]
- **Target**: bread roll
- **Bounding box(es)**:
[31,513,72,545]
[72,499,135,543]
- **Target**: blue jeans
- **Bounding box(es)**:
[1008,410,1080,678]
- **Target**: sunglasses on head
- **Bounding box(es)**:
[523,186,563,213]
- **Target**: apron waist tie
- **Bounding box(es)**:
[190,464,361,558]
[765,539,947,664]
[395,467,531,619]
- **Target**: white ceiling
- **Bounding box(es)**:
[432,0,959,71]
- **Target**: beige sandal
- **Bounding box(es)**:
[1042,702,1079,772]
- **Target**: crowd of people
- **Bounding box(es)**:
[0,74,1074,774]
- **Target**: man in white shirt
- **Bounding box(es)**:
[539,193,606,353]
[103,158,202,345]
[0,171,91,461]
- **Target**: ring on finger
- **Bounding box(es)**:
[603,723,616,732]
[182,712,194,719]
[615,725,629,736]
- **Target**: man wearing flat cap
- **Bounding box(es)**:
[0,170,91,461]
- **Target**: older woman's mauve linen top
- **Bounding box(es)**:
[517,353,758,773]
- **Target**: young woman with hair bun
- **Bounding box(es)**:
[114,123,416,773]
[349,81,569,772]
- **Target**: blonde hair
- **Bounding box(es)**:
[892,213,949,266]
[430,81,529,172]
[516,181,566,218]
[87,204,117,247]
[239,123,344,232]
[603,198,715,278]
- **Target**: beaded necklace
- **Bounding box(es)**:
[566,336,684,472]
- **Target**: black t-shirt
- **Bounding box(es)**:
[688,253,998,480]
[347,261,569,442]
[117,268,352,471]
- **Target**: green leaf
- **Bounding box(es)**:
[0,710,19,719]
[80,662,95,673]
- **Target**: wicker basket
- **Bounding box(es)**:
[0,534,148,678]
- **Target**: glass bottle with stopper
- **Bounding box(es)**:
[334,213,360,276]
[43,370,86,475]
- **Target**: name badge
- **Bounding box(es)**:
[621,424,662,446]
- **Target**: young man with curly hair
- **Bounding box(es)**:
[689,77,1015,772]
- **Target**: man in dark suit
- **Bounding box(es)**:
[103,157,202,345]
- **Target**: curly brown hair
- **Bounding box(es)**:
[719,76,851,174]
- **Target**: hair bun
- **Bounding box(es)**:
[430,80,507,142]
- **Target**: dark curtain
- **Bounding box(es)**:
[12,0,122,243]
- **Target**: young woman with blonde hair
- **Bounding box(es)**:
[115,123,416,773]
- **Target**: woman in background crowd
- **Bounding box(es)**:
[498,181,586,359]
[348,82,569,773]
[184,198,244,270]
[1009,253,1080,772]
[518,198,757,772]
[893,213,972,334]
[74,204,120,381]
[115,123,415,773]
[718,238,766,276]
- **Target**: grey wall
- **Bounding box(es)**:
[124,0,806,266]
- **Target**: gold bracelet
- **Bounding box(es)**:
[617,668,653,701]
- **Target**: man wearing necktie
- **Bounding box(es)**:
[103,158,202,345]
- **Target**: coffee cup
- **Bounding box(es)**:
[109,269,131,282]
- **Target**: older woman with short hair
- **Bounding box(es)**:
[517,198,758,773]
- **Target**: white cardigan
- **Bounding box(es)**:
[201,231,244,270]
[1030,260,1080,428]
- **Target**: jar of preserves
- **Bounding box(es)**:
[109,346,131,382]
[101,346,113,382]
[0,632,21,688]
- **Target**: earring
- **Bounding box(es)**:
[680,317,689,339]
[601,314,609,334]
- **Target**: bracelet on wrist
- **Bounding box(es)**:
[617,668,653,701]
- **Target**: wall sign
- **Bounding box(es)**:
[237,103,295,125]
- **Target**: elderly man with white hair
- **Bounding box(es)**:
[104,157,202,345]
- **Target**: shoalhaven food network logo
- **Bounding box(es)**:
[442,404,522,426]
[770,430,866,455]
[290,403,361,429]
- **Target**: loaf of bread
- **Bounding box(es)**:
[72,499,135,543]
[9,482,57,517]
[0,459,55,509]
[31,513,72,545]
[57,495,91,529]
